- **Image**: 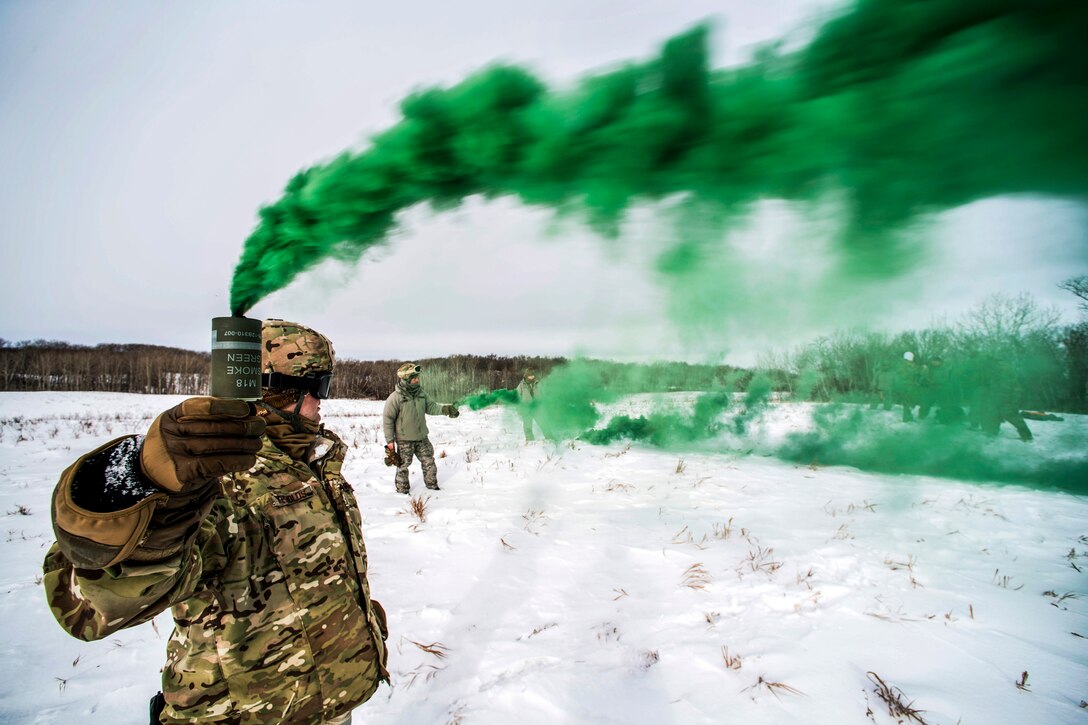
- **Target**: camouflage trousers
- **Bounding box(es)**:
[394,438,438,492]
[520,412,549,442]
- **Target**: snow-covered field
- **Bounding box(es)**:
[1,392,1086,724]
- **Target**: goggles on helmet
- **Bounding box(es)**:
[262,371,334,400]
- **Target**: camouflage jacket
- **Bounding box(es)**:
[383,382,443,443]
[42,431,389,724]
[516,379,538,403]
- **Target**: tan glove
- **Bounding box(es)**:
[441,404,460,418]
[52,398,266,569]
[383,442,402,467]
[141,397,266,493]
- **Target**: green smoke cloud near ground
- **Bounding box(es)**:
[774,405,1088,495]
[532,362,617,440]
[572,387,1088,494]
[230,0,1088,315]
[497,351,1088,493]
[580,392,733,447]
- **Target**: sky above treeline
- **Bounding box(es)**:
[1,0,1085,365]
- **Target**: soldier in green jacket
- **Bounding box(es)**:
[42,320,389,724]
[516,368,543,441]
[868,360,894,411]
[383,363,459,495]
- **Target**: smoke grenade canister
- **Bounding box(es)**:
[211,316,262,400]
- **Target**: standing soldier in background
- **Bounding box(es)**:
[42,319,389,724]
[927,356,966,424]
[869,360,894,411]
[962,350,987,431]
[893,351,922,422]
[516,368,544,441]
[914,356,937,421]
[384,363,460,494]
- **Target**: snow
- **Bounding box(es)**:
[1,391,1086,724]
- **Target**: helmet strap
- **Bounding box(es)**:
[257,396,309,433]
[290,390,308,432]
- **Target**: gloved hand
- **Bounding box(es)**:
[140,397,266,494]
[442,404,460,419]
[383,442,402,467]
[51,398,265,569]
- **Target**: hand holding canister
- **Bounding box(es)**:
[211,316,263,400]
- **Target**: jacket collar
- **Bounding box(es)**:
[397,380,422,398]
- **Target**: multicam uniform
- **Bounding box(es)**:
[43,418,388,723]
[43,318,388,724]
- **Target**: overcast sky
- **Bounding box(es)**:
[2,0,1085,366]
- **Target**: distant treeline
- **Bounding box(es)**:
[7,290,1082,413]
[0,340,211,395]
[334,355,568,401]
[0,341,742,402]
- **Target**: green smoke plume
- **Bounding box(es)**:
[532,361,616,439]
[457,387,520,411]
[428,331,1088,492]
[520,337,1087,493]
[571,384,1086,494]
[773,404,1088,495]
[580,392,732,447]
[231,0,1087,315]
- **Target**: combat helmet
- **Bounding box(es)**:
[397,362,422,380]
[262,320,335,399]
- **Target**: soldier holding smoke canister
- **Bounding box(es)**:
[42,319,389,724]
[516,367,547,442]
[383,362,460,494]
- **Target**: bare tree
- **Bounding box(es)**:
[958,293,1060,344]
[1059,276,1088,410]
[1062,322,1088,411]
[1060,275,1088,311]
